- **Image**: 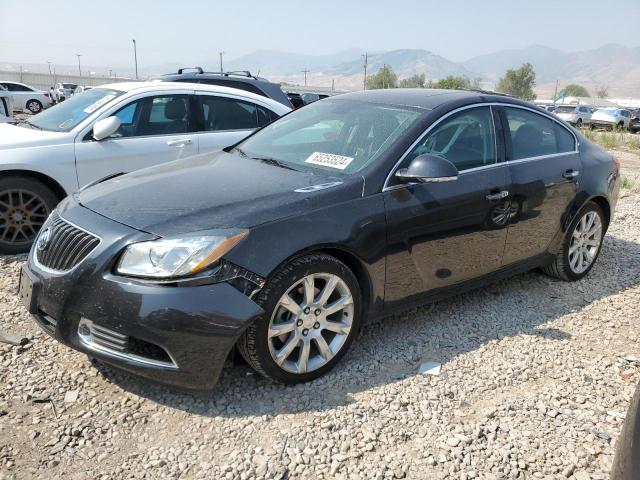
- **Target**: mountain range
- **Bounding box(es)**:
[3,43,639,97]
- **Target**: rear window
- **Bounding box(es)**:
[555,106,576,114]
[62,83,77,89]
[505,107,575,160]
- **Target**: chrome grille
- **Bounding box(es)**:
[35,212,100,272]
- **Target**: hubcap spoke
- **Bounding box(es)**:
[275,335,299,365]
[297,339,311,373]
[325,296,352,316]
[316,276,339,306]
[315,335,334,361]
[269,321,297,338]
[302,276,315,305]
[279,293,303,317]
[323,320,351,335]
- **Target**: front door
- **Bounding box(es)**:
[74,93,198,187]
[498,106,582,265]
[383,106,511,305]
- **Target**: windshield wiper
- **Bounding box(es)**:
[252,156,299,171]
[24,120,44,130]
[234,147,298,171]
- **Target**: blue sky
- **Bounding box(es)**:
[2,0,639,68]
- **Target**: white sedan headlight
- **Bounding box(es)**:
[116,230,249,279]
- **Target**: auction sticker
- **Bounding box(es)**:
[83,94,116,114]
[304,152,353,170]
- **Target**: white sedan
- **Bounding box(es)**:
[0,81,291,253]
[0,81,52,113]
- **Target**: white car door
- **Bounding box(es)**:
[74,91,198,187]
[195,92,277,154]
[2,82,27,110]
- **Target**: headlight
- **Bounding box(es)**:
[116,230,249,279]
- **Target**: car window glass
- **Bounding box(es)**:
[407,107,496,171]
[109,95,191,138]
[505,107,574,160]
[238,99,422,174]
[200,96,260,131]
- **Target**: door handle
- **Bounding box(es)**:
[167,138,192,147]
[563,169,580,180]
[486,190,509,201]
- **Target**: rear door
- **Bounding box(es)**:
[498,105,581,265]
[74,91,199,186]
[195,93,278,153]
[383,105,512,304]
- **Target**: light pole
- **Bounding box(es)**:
[301,68,310,86]
[75,54,82,78]
[132,39,138,80]
[219,51,224,73]
[362,53,368,90]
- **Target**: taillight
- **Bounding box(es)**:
[613,156,621,173]
[58,88,64,92]
[44,92,50,97]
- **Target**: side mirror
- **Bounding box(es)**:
[395,154,459,183]
[92,116,121,141]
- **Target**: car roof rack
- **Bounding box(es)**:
[172,67,259,80]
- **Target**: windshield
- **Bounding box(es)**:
[27,88,124,132]
[237,99,422,174]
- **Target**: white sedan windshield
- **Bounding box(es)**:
[28,88,124,132]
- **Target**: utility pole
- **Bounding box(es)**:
[219,51,225,73]
[362,53,368,90]
[75,54,82,78]
[132,39,138,80]
[109,69,112,78]
[553,79,559,104]
[301,68,310,86]
[332,78,335,92]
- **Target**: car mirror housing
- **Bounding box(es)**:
[395,154,459,183]
[93,116,121,141]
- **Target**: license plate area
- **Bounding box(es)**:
[18,267,39,314]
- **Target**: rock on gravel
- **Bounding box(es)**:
[0,194,639,479]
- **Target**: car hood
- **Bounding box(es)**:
[0,123,70,149]
[76,150,364,237]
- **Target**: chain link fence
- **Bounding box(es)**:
[0,70,134,92]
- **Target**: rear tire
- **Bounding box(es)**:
[576,118,582,128]
[237,253,362,384]
[0,176,58,254]
[26,100,42,114]
[542,202,605,281]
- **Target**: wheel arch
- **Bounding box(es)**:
[0,169,68,201]
[587,194,611,232]
[265,245,376,319]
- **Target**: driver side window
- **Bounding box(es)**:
[407,107,496,171]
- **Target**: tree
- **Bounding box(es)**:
[432,76,481,90]
[399,73,426,88]
[560,84,590,98]
[595,86,609,98]
[496,63,537,100]
[366,65,398,89]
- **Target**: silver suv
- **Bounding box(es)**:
[590,108,632,130]
[53,82,78,103]
[554,105,594,127]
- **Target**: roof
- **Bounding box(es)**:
[335,88,514,110]
[94,81,291,112]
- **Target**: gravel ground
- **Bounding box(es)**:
[1,198,640,479]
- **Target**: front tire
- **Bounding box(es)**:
[26,100,42,114]
[576,118,583,128]
[0,176,58,254]
[237,253,362,384]
[542,202,605,281]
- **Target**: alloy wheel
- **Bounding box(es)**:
[268,273,354,374]
[27,101,41,113]
[568,210,602,274]
[0,189,50,245]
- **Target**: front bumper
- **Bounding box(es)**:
[21,201,264,390]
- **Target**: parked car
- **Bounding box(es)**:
[590,107,632,130]
[73,85,93,95]
[158,68,293,108]
[611,382,640,479]
[554,104,593,127]
[629,109,640,134]
[0,81,290,253]
[0,85,14,122]
[287,92,305,109]
[52,82,79,102]
[18,89,620,390]
[0,81,51,113]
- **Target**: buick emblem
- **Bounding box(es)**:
[37,228,52,251]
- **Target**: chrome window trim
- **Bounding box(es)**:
[382,102,579,192]
[32,212,102,276]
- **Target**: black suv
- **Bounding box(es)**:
[159,68,292,108]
